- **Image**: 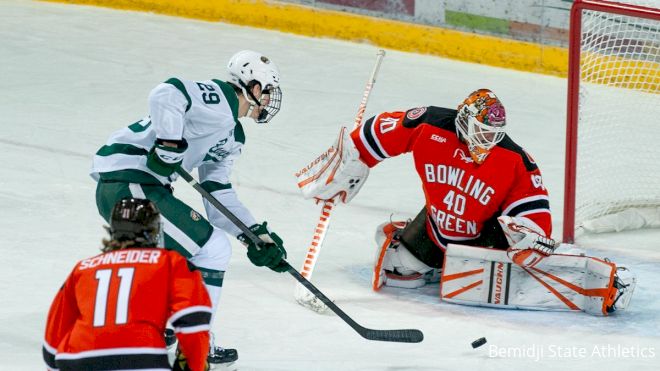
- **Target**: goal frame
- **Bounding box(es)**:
[563,0,660,243]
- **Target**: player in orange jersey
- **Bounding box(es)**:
[43,198,211,371]
[298,89,635,315]
[298,89,554,288]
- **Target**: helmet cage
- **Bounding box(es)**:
[455,89,506,164]
[227,50,282,123]
[257,85,282,123]
[240,81,282,124]
[456,106,506,151]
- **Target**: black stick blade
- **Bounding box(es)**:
[360,328,424,343]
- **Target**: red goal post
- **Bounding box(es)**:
[563,0,660,243]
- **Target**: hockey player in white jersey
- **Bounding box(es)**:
[91,50,286,365]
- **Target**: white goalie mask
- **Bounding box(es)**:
[455,89,506,164]
[227,50,282,123]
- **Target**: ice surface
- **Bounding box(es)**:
[1,1,658,370]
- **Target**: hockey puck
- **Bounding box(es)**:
[471,337,487,349]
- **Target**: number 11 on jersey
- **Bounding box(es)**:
[93,268,135,327]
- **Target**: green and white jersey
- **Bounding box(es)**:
[91,78,256,236]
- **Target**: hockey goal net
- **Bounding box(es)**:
[563,0,660,243]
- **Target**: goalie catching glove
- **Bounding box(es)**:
[295,127,369,203]
[238,222,288,272]
[498,215,557,267]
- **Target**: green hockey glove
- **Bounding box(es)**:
[146,138,188,177]
[238,222,288,273]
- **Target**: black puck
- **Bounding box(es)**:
[471,337,487,349]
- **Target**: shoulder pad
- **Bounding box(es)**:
[401,106,458,132]
[163,78,191,112]
[497,136,538,171]
[212,79,239,120]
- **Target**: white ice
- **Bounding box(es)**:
[1,1,659,370]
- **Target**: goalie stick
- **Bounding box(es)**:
[176,167,424,344]
[295,50,386,312]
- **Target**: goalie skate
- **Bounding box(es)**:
[607,266,636,313]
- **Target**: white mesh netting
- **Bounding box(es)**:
[574,0,660,232]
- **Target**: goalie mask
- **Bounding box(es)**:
[455,89,506,164]
[109,198,162,248]
[227,50,282,124]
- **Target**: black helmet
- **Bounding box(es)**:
[109,198,161,247]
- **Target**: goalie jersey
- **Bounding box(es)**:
[350,106,551,250]
[43,248,211,371]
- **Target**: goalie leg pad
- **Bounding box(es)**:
[440,244,635,316]
[373,221,406,291]
[373,221,439,290]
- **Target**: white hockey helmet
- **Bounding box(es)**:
[227,50,282,123]
[455,89,506,164]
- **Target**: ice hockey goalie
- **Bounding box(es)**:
[298,89,636,316]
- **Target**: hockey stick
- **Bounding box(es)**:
[295,50,386,312]
[176,167,423,343]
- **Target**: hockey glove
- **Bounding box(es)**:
[172,347,209,371]
[238,222,288,273]
[498,216,556,267]
[146,138,188,177]
[295,127,369,203]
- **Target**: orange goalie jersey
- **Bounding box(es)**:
[43,248,211,371]
[350,106,551,250]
